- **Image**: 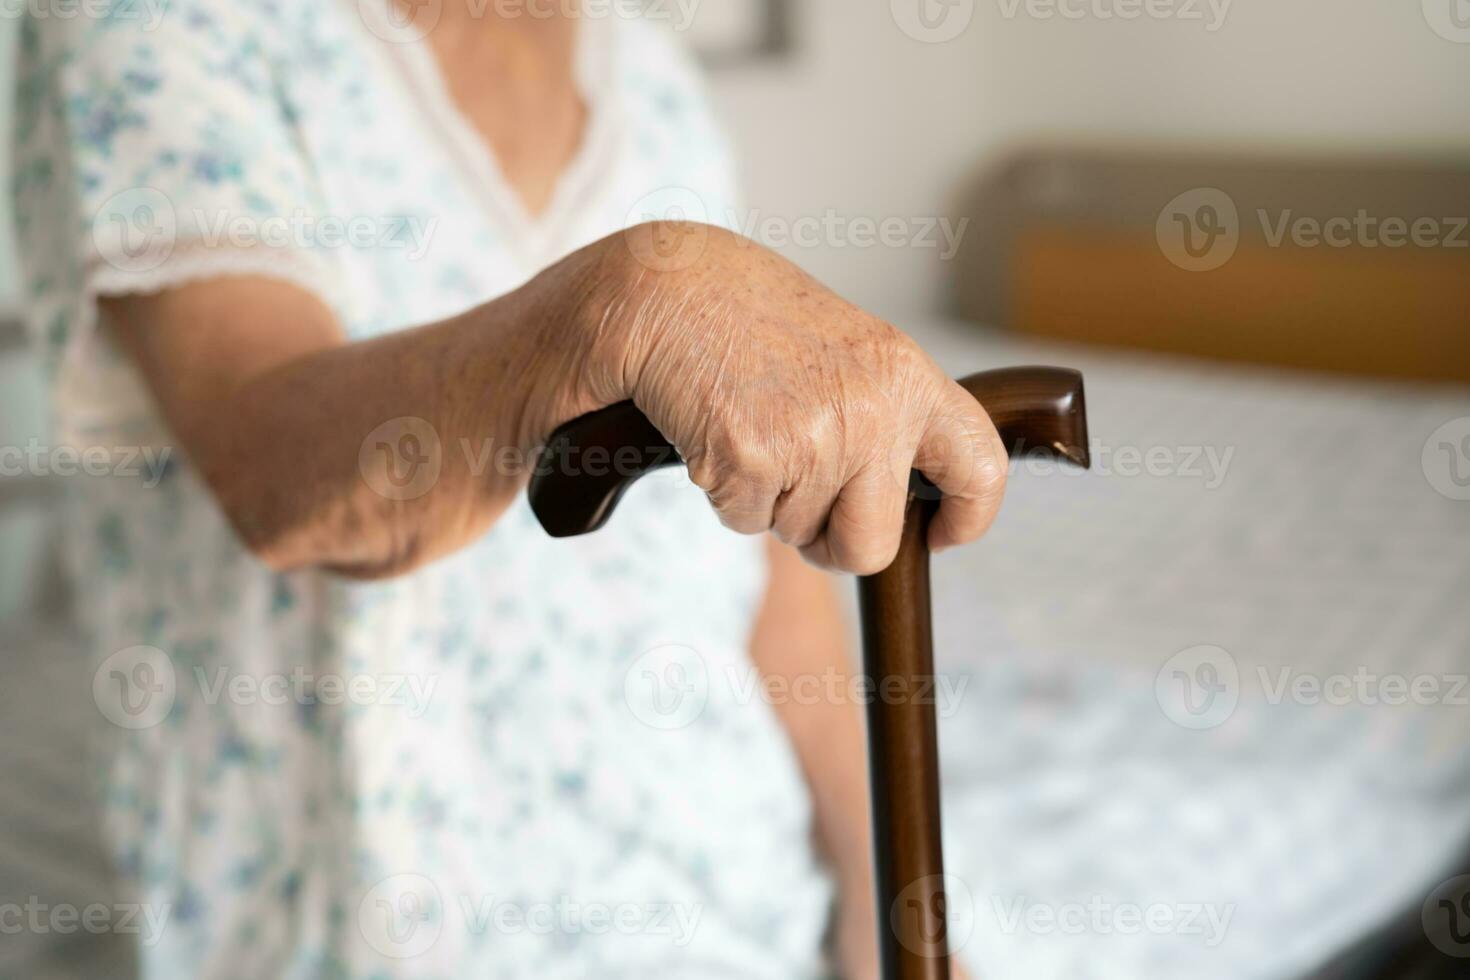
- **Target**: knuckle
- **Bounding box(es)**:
[776,427,821,484]
[706,468,773,510]
[689,425,777,493]
[724,433,782,487]
[684,449,730,496]
[702,470,778,538]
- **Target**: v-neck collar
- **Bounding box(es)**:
[361,4,621,272]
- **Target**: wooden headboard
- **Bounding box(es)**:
[950,149,1470,383]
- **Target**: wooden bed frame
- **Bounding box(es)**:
[950,148,1470,384]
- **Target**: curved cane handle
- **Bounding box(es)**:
[529,400,682,538]
[955,365,1090,471]
[529,366,1089,537]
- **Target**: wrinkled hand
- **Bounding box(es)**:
[549,222,1008,574]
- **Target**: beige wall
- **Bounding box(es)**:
[704,0,1470,319]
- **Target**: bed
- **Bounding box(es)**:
[909,318,1470,978]
[934,147,1470,977]
[2,317,1468,978]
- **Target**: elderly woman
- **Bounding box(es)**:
[13,1,1001,976]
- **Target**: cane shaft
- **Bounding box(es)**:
[860,494,947,980]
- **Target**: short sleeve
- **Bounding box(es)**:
[10,0,343,443]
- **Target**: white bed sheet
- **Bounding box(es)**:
[903,319,1470,979]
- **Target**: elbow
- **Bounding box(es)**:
[212,477,315,574]
[212,475,433,580]
[198,455,330,574]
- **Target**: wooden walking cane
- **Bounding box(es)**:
[528,366,1091,980]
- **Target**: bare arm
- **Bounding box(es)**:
[104,224,1007,580]
[103,256,607,578]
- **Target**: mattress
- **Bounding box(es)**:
[904,319,1470,979]
[2,320,1467,979]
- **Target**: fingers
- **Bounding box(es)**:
[685,443,781,536]
[777,387,1006,573]
[688,382,1006,572]
[912,388,1009,552]
[794,459,910,575]
[703,472,780,535]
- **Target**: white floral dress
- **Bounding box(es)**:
[11,2,832,977]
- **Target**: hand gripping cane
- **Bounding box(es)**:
[529,366,1091,980]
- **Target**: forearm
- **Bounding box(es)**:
[213,299,560,576]
[750,538,874,896]
[105,249,617,578]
